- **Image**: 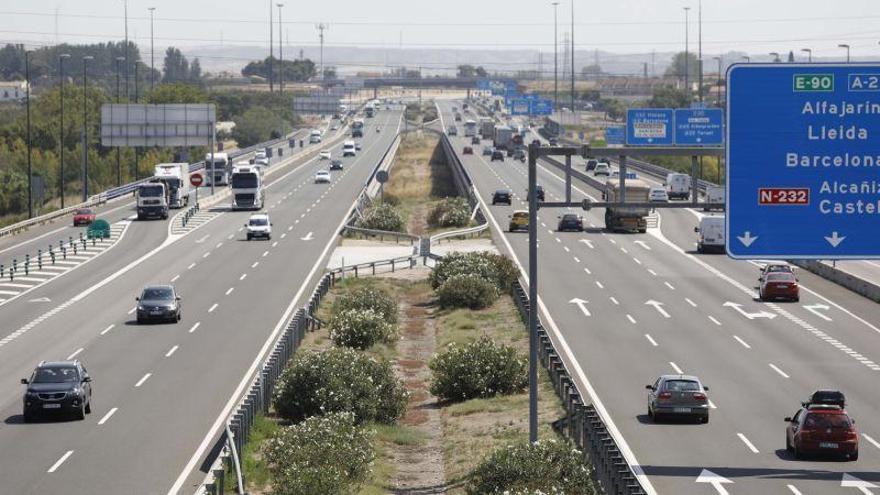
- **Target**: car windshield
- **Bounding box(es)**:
[231,174,258,188]
[663,380,701,392]
[495,190,509,195]
[249,217,268,226]
[804,413,852,428]
[767,273,795,282]
[32,366,79,383]
[76,209,93,215]
[766,265,792,273]
[142,287,173,300]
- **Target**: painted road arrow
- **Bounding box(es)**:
[300,232,314,241]
[723,301,777,320]
[645,300,670,318]
[695,469,733,495]
[737,231,758,247]
[568,298,591,317]
[803,303,832,321]
[841,473,877,494]
[825,231,846,248]
[634,240,652,250]
[28,297,51,303]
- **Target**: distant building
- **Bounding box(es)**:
[0,81,28,102]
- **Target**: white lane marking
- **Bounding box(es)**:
[737,433,760,454]
[609,238,617,244]
[127,306,136,315]
[786,485,803,495]
[555,237,561,243]
[165,345,179,358]
[170,274,180,283]
[708,316,722,326]
[733,335,752,349]
[135,373,151,388]
[563,246,570,252]
[610,297,619,305]
[97,407,118,425]
[215,242,223,249]
[664,281,675,290]
[239,273,247,281]
[188,322,201,334]
[262,251,269,257]
[251,261,259,268]
[573,256,580,263]
[708,399,718,409]
[595,281,604,289]
[645,334,658,346]
[272,241,279,247]
[621,247,628,254]
[861,433,880,450]
[227,234,234,240]
[208,303,218,313]
[648,269,658,276]
[66,348,83,360]
[187,263,196,270]
[633,257,642,265]
[202,252,210,259]
[281,233,287,239]
[47,450,74,473]
[583,267,592,275]
[100,324,115,335]
[225,287,234,296]
[769,363,790,379]
[627,314,637,324]
[685,298,697,307]
[669,362,684,374]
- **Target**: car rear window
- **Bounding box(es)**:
[562,214,578,221]
[513,212,528,219]
[663,380,701,392]
[76,209,93,215]
[804,413,852,428]
[767,273,796,282]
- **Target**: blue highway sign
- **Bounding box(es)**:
[626,109,673,146]
[675,108,723,145]
[530,98,554,116]
[509,98,530,116]
[727,64,880,259]
[605,126,625,145]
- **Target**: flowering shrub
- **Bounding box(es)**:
[429,336,527,402]
[330,308,397,349]
[332,285,399,325]
[359,202,405,232]
[466,439,596,495]
[436,274,498,309]
[428,197,471,228]
[263,412,375,495]
[430,251,519,292]
[274,348,407,424]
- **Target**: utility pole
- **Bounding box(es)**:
[115,56,125,186]
[683,7,690,94]
[134,62,139,181]
[123,0,129,100]
[59,53,70,209]
[569,0,575,118]
[25,50,33,218]
[269,0,274,92]
[552,2,559,113]
[148,7,156,90]
[317,23,328,82]
[82,56,93,202]
[277,3,284,93]
[698,0,702,103]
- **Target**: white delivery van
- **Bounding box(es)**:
[665,173,691,200]
[704,185,725,211]
[342,140,356,157]
[309,129,323,144]
[694,215,725,254]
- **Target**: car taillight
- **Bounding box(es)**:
[846,429,858,440]
[693,392,706,401]
[658,392,672,400]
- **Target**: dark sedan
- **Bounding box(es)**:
[492,190,512,205]
[136,285,182,323]
[557,214,584,232]
[526,185,545,202]
[491,150,505,162]
[21,360,92,421]
[330,159,343,170]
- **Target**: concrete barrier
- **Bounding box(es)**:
[791,260,880,303]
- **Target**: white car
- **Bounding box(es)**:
[649,187,669,202]
[315,170,331,183]
[330,125,339,131]
[255,157,269,167]
[254,150,267,160]
[319,150,332,160]
[594,163,611,176]
[245,214,272,241]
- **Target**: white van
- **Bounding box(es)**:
[704,185,725,211]
[343,140,356,157]
[665,173,691,200]
[309,129,323,144]
[694,215,725,254]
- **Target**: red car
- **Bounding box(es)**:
[786,404,859,460]
[759,271,799,302]
[73,208,96,226]
[463,146,474,155]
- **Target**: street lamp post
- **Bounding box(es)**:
[552,2,559,114]
[277,3,284,93]
[801,48,812,63]
[741,56,750,63]
[59,53,70,209]
[25,50,33,218]
[838,44,850,63]
[148,7,156,90]
[684,7,691,94]
[569,0,574,121]
[115,56,125,187]
[82,55,93,202]
[769,52,781,63]
[712,56,722,107]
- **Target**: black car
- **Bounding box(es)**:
[471,136,481,145]
[21,360,92,421]
[491,150,505,162]
[527,185,545,202]
[557,214,584,232]
[548,137,559,146]
[803,390,846,408]
[330,159,343,171]
[513,148,526,162]
[136,285,182,323]
[585,158,598,171]
[492,189,512,205]
[531,139,542,147]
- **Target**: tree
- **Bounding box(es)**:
[580,64,603,78]
[456,64,487,78]
[322,66,337,79]
[242,57,317,84]
[648,86,692,108]
[231,106,289,147]
[189,58,202,81]
[664,51,700,83]
[599,98,626,121]
[146,83,208,104]
[162,47,190,83]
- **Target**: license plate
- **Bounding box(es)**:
[150,309,163,314]
[43,404,61,409]
[819,442,839,449]
[777,285,789,289]
[674,407,690,413]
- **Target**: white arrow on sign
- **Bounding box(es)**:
[634,240,652,250]
[29,297,51,303]
[737,231,758,247]
[579,239,594,249]
[645,300,670,318]
[300,232,314,241]
[803,304,832,321]
[825,231,846,248]
[696,469,733,495]
[841,473,877,495]
[568,298,591,317]
[723,301,777,320]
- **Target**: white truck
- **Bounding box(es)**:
[665,172,691,200]
[136,182,169,220]
[231,164,265,210]
[603,178,651,233]
[493,125,514,150]
[704,185,725,211]
[153,163,191,209]
[695,215,725,253]
[464,119,477,137]
[205,152,230,186]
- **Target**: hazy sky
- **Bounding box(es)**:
[3,0,880,62]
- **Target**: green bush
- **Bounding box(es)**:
[329,308,397,349]
[428,197,471,228]
[436,274,498,309]
[332,285,398,325]
[466,439,596,495]
[430,251,519,292]
[359,202,405,232]
[264,412,375,495]
[429,336,527,402]
[273,348,407,424]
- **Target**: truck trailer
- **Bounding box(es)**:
[603,178,651,233]
[153,163,191,209]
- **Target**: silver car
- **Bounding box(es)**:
[646,374,710,423]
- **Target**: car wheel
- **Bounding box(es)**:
[247,234,252,241]
[786,435,793,452]
[850,450,859,461]
[701,415,709,424]
[85,399,91,414]
[75,403,86,421]
[177,311,182,322]
[23,410,32,423]
[136,316,143,324]
[793,443,802,460]
[647,406,653,419]
[793,296,800,303]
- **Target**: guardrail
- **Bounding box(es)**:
[342,224,419,245]
[428,221,489,245]
[509,279,647,495]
